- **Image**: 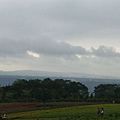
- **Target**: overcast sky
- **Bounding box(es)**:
[1,0,120,77]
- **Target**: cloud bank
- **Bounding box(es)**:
[0,38,120,59]
[0,0,120,77]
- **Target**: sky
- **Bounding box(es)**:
[0,0,120,77]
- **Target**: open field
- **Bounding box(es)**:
[0,102,120,120]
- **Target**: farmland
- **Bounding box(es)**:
[0,102,120,120]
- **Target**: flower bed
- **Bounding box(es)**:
[0,102,39,109]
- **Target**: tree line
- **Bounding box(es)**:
[0,78,120,103]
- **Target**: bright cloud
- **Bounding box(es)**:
[27,51,40,58]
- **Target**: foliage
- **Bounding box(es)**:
[94,84,120,103]
[0,78,88,103]
[1,78,120,103]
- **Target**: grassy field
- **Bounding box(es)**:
[1,102,120,120]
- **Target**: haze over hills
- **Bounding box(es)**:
[0,70,119,79]
[0,70,120,93]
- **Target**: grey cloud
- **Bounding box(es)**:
[0,39,29,56]
[40,0,120,38]
[0,38,87,57]
[91,46,120,57]
[0,38,120,59]
[0,0,120,77]
[0,0,120,59]
[30,39,88,56]
[0,0,120,41]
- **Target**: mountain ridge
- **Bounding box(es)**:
[0,70,118,79]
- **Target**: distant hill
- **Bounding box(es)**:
[0,72,120,93]
[0,70,118,79]
[0,75,46,86]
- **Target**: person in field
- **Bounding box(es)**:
[101,108,104,116]
[97,108,100,116]
[0,113,2,120]
[3,113,7,119]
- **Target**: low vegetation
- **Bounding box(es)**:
[0,78,120,119]
[0,102,120,120]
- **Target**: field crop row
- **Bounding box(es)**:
[7,103,120,120]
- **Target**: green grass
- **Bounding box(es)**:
[7,103,120,120]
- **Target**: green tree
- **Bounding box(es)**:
[94,84,118,102]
